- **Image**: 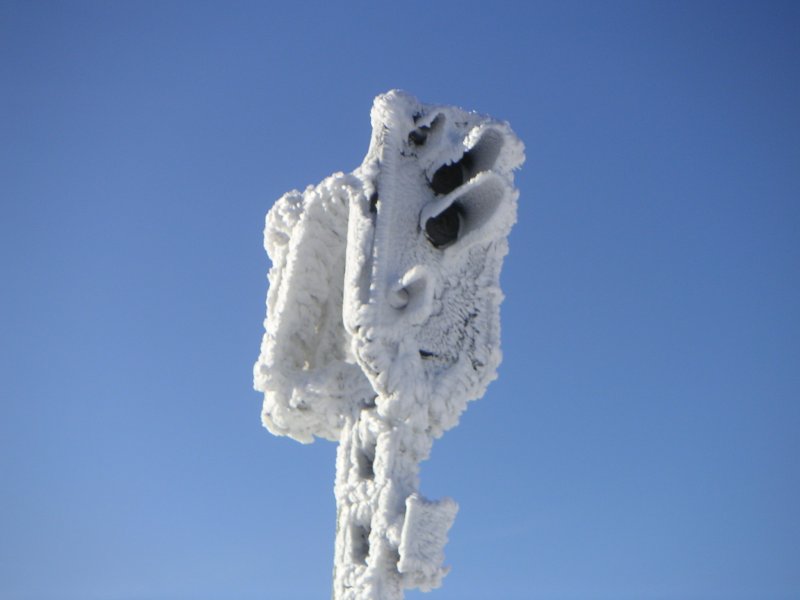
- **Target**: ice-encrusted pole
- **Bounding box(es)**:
[254,91,523,599]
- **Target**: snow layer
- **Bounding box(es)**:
[254,175,374,443]
[254,90,524,599]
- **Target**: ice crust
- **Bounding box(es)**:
[254,90,524,599]
[255,175,374,443]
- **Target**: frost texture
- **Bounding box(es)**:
[254,90,524,599]
[254,175,374,444]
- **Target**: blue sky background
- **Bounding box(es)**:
[2,1,799,599]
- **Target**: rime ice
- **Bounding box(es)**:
[254,90,524,599]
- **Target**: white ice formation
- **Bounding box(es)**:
[254,90,524,599]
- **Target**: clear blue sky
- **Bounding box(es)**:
[2,2,799,599]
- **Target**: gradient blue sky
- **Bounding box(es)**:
[2,2,799,599]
